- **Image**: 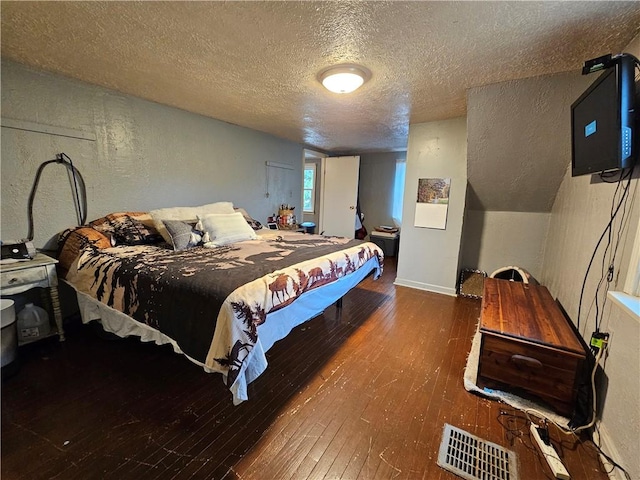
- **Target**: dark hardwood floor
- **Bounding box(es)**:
[2,258,608,479]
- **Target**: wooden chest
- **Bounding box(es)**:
[478,278,586,417]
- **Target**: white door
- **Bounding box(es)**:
[319,156,360,238]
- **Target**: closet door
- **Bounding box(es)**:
[319,156,360,238]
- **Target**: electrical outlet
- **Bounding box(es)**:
[536,426,550,445]
[590,332,610,353]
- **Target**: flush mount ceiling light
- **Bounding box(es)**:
[318,64,371,94]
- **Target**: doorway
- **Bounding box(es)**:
[302,150,361,239]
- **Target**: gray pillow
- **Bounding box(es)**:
[163,220,203,251]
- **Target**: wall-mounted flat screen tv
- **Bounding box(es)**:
[571,55,637,177]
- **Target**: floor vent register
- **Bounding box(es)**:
[437,424,519,480]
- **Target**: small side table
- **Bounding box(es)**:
[0,252,65,344]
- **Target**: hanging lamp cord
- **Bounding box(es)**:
[27,152,87,242]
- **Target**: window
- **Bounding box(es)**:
[392,159,406,226]
[624,219,640,297]
[607,189,639,320]
[303,163,316,213]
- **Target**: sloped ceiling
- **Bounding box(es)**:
[1,1,639,211]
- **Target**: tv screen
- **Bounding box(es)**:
[571,55,636,177]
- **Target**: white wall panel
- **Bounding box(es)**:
[540,33,640,480]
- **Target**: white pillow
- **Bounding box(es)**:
[198,212,258,247]
[150,202,235,243]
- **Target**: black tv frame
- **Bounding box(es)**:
[571,54,637,177]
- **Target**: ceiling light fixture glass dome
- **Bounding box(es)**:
[319,64,371,94]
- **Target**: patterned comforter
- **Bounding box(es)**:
[64,229,383,402]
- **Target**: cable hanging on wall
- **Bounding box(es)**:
[27,152,87,241]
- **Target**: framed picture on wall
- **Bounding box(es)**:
[414,178,450,229]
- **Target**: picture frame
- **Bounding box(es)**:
[457,268,487,299]
[414,177,451,229]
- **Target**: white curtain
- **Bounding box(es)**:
[392,159,406,226]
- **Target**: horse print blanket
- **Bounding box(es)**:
[63,229,384,402]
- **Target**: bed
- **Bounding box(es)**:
[57,205,384,404]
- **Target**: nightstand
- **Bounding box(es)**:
[0,252,65,344]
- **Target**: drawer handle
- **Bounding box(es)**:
[510,354,543,369]
[8,277,20,285]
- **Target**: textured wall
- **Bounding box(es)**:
[461,210,550,279]
[466,71,594,212]
[462,68,596,279]
[395,117,467,295]
[541,34,640,480]
[541,167,640,478]
[542,168,639,479]
[1,60,303,248]
[358,151,406,236]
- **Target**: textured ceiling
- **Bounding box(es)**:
[1,1,640,153]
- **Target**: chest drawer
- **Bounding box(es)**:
[1,266,48,288]
[479,334,583,407]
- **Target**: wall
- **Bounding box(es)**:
[395,117,466,295]
[541,34,640,480]
[461,211,549,279]
[544,167,639,480]
[1,60,303,249]
[466,71,595,212]
[358,151,406,237]
[462,70,595,277]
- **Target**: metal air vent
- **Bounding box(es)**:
[437,424,518,480]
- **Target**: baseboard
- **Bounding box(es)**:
[393,277,456,296]
[597,423,628,480]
